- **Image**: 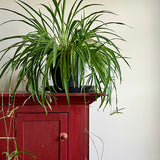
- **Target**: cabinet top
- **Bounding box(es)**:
[0,92,102,106]
[0,92,99,97]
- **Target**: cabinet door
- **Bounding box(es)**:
[15,113,68,160]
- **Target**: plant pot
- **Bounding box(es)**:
[50,65,93,93]
[50,65,64,93]
[68,86,94,93]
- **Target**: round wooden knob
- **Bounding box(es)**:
[60,132,67,140]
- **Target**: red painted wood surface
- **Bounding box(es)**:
[0,93,99,160]
[16,113,68,160]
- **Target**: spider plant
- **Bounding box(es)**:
[0,0,129,110]
[2,139,37,160]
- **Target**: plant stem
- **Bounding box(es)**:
[84,92,87,160]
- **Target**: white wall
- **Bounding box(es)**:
[89,0,160,160]
[0,0,160,160]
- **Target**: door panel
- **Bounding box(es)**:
[15,113,68,160]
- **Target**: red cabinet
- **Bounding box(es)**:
[0,93,98,160]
